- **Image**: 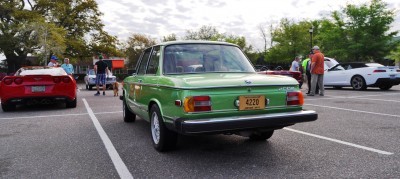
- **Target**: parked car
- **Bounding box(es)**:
[258,70,302,86]
[324,58,400,90]
[121,41,318,151]
[84,69,117,90]
[0,66,77,111]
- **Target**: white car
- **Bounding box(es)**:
[84,69,117,90]
[324,58,400,90]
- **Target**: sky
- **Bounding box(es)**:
[96,0,400,51]
[1,0,400,60]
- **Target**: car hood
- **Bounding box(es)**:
[164,73,298,88]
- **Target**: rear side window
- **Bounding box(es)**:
[146,46,160,75]
[137,48,152,75]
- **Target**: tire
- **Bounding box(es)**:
[123,99,136,123]
[86,84,88,90]
[351,75,367,90]
[1,103,16,112]
[150,105,177,152]
[66,98,77,108]
[249,130,274,141]
[89,85,93,90]
[379,85,392,90]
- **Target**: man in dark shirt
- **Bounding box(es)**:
[94,55,110,96]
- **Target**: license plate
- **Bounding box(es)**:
[31,86,45,92]
[239,95,265,110]
[390,74,395,79]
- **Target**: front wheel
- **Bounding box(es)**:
[249,130,274,141]
[351,76,367,90]
[150,105,177,152]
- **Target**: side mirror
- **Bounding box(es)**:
[128,69,137,76]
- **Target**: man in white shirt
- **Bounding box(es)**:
[290,56,300,71]
[48,55,59,67]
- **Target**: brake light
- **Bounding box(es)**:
[53,77,61,83]
[183,96,211,112]
[373,69,386,73]
[63,77,70,83]
[3,78,13,85]
[287,91,304,106]
[397,69,400,72]
[14,78,23,85]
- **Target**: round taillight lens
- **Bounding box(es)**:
[14,78,23,85]
[53,77,61,83]
[63,77,70,83]
[4,78,13,85]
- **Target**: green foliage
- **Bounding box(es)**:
[162,34,178,42]
[318,0,398,62]
[266,19,313,64]
[124,33,156,69]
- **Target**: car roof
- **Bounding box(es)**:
[157,40,237,47]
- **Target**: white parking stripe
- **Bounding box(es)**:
[0,111,122,120]
[305,104,400,118]
[306,92,400,101]
[284,128,393,155]
[348,97,400,103]
[83,98,133,179]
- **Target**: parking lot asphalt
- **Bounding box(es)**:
[0,84,399,178]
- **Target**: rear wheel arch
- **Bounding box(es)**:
[351,75,367,90]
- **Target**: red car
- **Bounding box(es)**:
[258,70,303,85]
[0,66,77,111]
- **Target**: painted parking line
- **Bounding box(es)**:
[306,92,400,101]
[284,128,393,155]
[0,111,122,120]
[304,104,400,118]
[83,99,133,179]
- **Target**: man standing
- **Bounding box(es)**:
[302,52,319,94]
[94,55,109,96]
[308,46,325,96]
[61,58,74,75]
[290,56,300,71]
[48,55,59,67]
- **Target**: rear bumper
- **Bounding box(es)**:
[371,77,400,86]
[173,110,317,134]
[2,96,75,105]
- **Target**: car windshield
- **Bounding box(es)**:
[163,44,255,74]
[88,69,95,75]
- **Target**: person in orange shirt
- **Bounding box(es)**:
[308,46,325,96]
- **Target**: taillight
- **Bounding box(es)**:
[183,96,211,112]
[3,78,13,85]
[397,69,400,72]
[14,78,23,85]
[63,77,70,83]
[373,69,386,73]
[287,91,304,106]
[53,77,61,83]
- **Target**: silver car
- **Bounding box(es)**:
[84,69,117,90]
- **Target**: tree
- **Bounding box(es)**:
[124,33,156,68]
[267,19,313,64]
[318,0,398,62]
[184,25,220,40]
[162,33,177,42]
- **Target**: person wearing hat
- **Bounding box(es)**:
[94,55,110,96]
[48,55,59,67]
[302,52,319,94]
[308,46,325,96]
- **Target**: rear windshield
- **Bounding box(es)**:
[163,44,255,74]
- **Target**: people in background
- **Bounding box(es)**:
[308,46,325,96]
[48,55,59,67]
[94,55,110,96]
[61,58,74,75]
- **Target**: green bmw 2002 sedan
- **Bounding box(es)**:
[121,41,317,151]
